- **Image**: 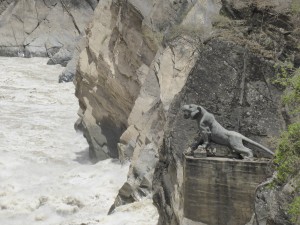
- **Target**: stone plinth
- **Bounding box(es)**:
[183,156,272,225]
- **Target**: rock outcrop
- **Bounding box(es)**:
[74,0,300,224]
[253,177,296,225]
[0,0,14,14]
[0,0,98,81]
[153,38,285,225]
[75,0,221,212]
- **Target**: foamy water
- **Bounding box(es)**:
[0,57,158,225]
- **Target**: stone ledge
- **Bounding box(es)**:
[183,155,272,225]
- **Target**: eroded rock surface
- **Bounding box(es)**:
[0,0,14,14]
[75,0,220,215]
[0,0,98,81]
[253,178,295,225]
[153,38,286,225]
[74,0,300,224]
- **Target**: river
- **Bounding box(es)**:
[0,57,158,225]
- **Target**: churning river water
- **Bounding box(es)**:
[0,57,158,225]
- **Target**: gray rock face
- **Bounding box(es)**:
[74,0,220,162]
[74,0,156,161]
[47,48,72,67]
[109,143,159,214]
[74,0,220,214]
[0,0,98,79]
[59,34,88,82]
[253,181,294,225]
[153,38,285,225]
[0,0,14,14]
[74,0,300,224]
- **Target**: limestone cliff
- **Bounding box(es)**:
[0,0,98,81]
[74,0,214,160]
[74,0,300,224]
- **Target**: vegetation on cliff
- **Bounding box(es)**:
[269,2,300,222]
[273,66,300,223]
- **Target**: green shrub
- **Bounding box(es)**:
[211,14,232,28]
[273,65,300,223]
[274,122,300,184]
[273,64,300,114]
[282,70,300,114]
[164,24,204,44]
[273,62,294,87]
[288,196,300,223]
[292,0,300,14]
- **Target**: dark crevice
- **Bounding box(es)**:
[12,14,23,23]
[42,0,52,9]
[99,116,126,158]
[85,0,98,10]
[60,0,81,34]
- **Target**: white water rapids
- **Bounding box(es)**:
[0,57,158,225]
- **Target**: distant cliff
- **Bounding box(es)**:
[0,0,98,81]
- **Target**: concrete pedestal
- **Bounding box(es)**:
[183,156,272,225]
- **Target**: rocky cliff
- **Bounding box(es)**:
[74,0,300,224]
[0,0,98,81]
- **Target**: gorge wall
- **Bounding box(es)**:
[74,0,300,224]
[0,0,99,81]
[1,0,298,224]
